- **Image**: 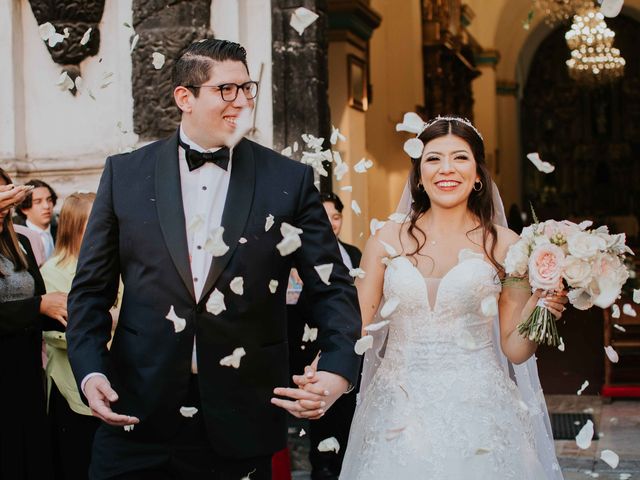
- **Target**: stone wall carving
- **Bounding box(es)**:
[131,0,211,140]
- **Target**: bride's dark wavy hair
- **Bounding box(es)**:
[405,118,503,275]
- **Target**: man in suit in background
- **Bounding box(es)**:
[287,192,362,480]
[67,39,361,480]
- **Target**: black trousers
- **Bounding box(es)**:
[90,375,272,480]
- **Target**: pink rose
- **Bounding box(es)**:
[528,244,565,291]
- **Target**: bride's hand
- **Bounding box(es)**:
[521,289,568,321]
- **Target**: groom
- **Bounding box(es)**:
[67,39,361,480]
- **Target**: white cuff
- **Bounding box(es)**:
[81,372,108,397]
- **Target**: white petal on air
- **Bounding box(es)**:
[349,267,366,279]
[80,27,92,45]
[204,226,229,257]
[166,305,186,333]
[370,218,385,236]
[224,106,253,148]
[600,0,624,17]
[526,152,555,173]
[613,323,626,332]
[575,420,594,449]
[340,185,352,192]
[206,289,226,315]
[151,52,166,70]
[62,27,70,39]
[277,222,303,256]
[403,138,424,158]
[301,133,324,151]
[302,323,318,342]
[281,146,292,157]
[611,304,621,319]
[481,296,498,316]
[604,345,620,363]
[56,71,74,91]
[48,31,65,47]
[230,277,244,295]
[388,212,408,223]
[558,337,565,352]
[330,125,346,144]
[593,277,621,309]
[314,263,333,285]
[269,279,279,293]
[317,436,340,453]
[600,449,619,468]
[265,214,275,232]
[365,320,390,333]
[74,76,83,92]
[289,7,320,35]
[577,380,589,395]
[281,222,303,237]
[578,220,594,230]
[179,406,198,418]
[380,298,399,318]
[299,428,306,437]
[379,240,398,257]
[130,33,139,53]
[293,141,299,152]
[633,289,640,304]
[354,335,373,355]
[38,22,55,41]
[395,112,425,134]
[620,473,632,480]
[219,347,246,368]
[334,162,349,181]
[351,200,361,215]
[187,214,204,234]
[124,424,134,432]
[239,237,248,244]
[623,303,637,317]
[353,158,373,173]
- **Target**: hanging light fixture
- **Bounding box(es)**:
[533,0,595,25]
[565,7,626,84]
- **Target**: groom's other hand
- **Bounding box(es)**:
[85,376,140,427]
[290,367,349,420]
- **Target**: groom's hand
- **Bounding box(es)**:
[85,376,140,427]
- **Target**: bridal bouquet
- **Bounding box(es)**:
[504,217,633,346]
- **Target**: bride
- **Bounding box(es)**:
[301,116,567,479]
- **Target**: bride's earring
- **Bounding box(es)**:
[418,182,425,191]
[473,180,483,192]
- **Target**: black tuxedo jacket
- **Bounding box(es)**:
[67,132,362,458]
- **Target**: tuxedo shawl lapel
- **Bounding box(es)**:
[201,138,255,300]
[155,131,196,301]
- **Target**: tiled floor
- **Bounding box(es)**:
[289,395,640,479]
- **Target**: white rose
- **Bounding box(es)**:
[521,225,536,241]
[567,287,594,311]
[504,240,529,276]
[567,231,606,260]
[562,256,592,288]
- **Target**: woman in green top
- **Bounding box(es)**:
[40,192,101,480]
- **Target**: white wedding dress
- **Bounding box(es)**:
[339,249,561,480]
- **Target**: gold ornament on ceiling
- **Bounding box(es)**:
[565,7,625,84]
[533,0,595,24]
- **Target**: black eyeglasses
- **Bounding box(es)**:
[185,81,259,102]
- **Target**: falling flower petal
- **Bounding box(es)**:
[314,264,333,285]
[290,7,320,35]
[558,337,565,352]
[351,200,361,215]
[600,0,624,17]
[151,52,166,70]
[230,277,244,295]
[277,222,303,256]
[388,212,408,223]
[265,214,275,232]
[124,424,134,432]
[334,162,349,181]
[269,279,279,293]
[604,345,619,363]
[47,30,66,47]
[166,305,186,332]
[369,218,385,236]
[56,71,74,91]
[379,240,398,257]
[180,406,198,418]
[600,449,619,468]
[281,146,292,157]
[349,267,366,279]
[612,304,621,318]
[293,141,299,152]
[302,323,318,342]
[575,420,594,449]
[633,289,640,304]
[224,106,253,148]
[38,22,56,41]
[299,428,306,437]
[623,303,636,317]
[620,473,631,480]
[187,214,204,234]
[340,185,352,192]
[613,323,626,332]
[219,347,246,368]
[130,33,139,53]
[239,237,247,244]
[526,152,555,173]
[206,289,226,315]
[317,436,340,453]
[380,298,399,318]
[365,320,389,332]
[301,133,324,151]
[593,276,621,309]
[354,335,373,355]
[395,112,425,134]
[80,27,92,45]
[577,380,589,395]
[403,138,424,158]
[353,158,373,173]
[204,226,229,257]
[330,125,346,145]
[74,76,83,92]
[481,296,498,316]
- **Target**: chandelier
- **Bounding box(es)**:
[533,0,595,25]
[565,8,625,84]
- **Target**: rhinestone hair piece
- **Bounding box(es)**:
[420,115,484,142]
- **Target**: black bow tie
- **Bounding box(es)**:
[179,137,230,172]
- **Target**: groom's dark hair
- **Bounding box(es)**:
[172,39,249,97]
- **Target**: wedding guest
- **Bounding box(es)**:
[0,167,66,480]
[15,179,58,260]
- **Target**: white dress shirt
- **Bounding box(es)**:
[337,242,354,271]
[26,219,54,260]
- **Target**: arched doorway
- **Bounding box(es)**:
[519,13,640,394]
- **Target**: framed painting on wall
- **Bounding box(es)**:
[347,54,368,111]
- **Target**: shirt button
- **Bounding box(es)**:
[194,277,199,282]
[197,245,202,250]
[202,186,207,190]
